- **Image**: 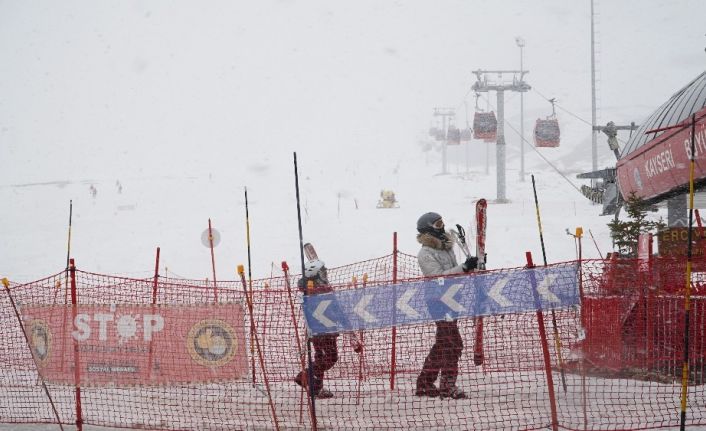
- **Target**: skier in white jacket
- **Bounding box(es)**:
[415,212,477,399]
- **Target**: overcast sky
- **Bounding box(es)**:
[1,0,705,185]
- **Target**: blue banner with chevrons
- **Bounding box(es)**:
[302,262,580,336]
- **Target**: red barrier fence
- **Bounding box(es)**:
[3,254,706,430]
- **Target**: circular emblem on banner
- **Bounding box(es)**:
[201,228,221,248]
[186,319,236,367]
[28,320,51,365]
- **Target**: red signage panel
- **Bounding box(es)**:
[657,227,706,271]
[617,107,706,201]
[20,303,247,386]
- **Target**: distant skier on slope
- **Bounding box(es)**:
[294,259,338,399]
[415,212,477,399]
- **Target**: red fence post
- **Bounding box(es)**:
[69,258,83,431]
[526,252,559,431]
[390,232,398,390]
[147,247,160,380]
[238,265,280,431]
[282,262,316,429]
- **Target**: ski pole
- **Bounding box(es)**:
[453,224,473,257]
[588,229,604,259]
[65,199,73,275]
[531,174,568,393]
[293,152,317,430]
[207,218,218,302]
[244,188,257,385]
[58,200,73,373]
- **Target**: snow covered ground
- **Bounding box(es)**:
[1,149,612,283]
[2,0,706,429]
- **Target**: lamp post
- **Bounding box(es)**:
[515,36,526,182]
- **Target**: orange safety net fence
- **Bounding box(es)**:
[3,254,706,430]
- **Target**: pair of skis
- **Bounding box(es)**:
[451,198,487,366]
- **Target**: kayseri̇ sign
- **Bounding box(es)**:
[617,107,706,202]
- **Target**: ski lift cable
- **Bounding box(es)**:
[454,87,475,113]
[533,87,592,127]
[477,93,583,196]
[533,87,630,145]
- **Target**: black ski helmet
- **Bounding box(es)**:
[417,212,443,233]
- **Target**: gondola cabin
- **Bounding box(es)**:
[533,118,560,147]
[473,111,497,141]
[447,126,461,145]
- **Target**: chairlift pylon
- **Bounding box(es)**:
[447,125,461,145]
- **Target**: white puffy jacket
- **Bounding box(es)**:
[416,232,465,276]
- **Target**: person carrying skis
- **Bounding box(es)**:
[294,259,338,399]
[415,212,477,399]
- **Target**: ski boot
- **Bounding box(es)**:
[415,384,440,398]
[315,388,334,399]
[439,375,467,399]
[439,386,467,400]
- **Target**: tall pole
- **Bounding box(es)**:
[292,152,317,429]
[472,69,528,203]
[679,114,697,431]
[433,108,455,175]
[464,101,470,175]
[442,115,448,174]
[516,37,526,182]
[496,89,507,202]
[590,0,598,173]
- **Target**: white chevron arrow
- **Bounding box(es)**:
[440,283,465,313]
[396,288,420,319]
[488,277,512,307]
[313,300,336,328]
[354,294,378,323]
[537,274,560,303]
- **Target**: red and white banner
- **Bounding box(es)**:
[20,303,247,386]
[617,107,706,202]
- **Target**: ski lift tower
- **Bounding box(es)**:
[472,70,530,203]
[433,107,456,174]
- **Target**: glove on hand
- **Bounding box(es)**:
[462,256,478,272]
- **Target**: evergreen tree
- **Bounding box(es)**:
[607,193,665,257]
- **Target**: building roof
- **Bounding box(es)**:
[621,71,706,157]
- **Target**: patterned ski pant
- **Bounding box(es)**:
[416,320,463,390]
[297,333,339,392]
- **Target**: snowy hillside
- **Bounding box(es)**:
[0,149,613,283]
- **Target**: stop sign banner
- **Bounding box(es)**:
[20,303,247,386]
